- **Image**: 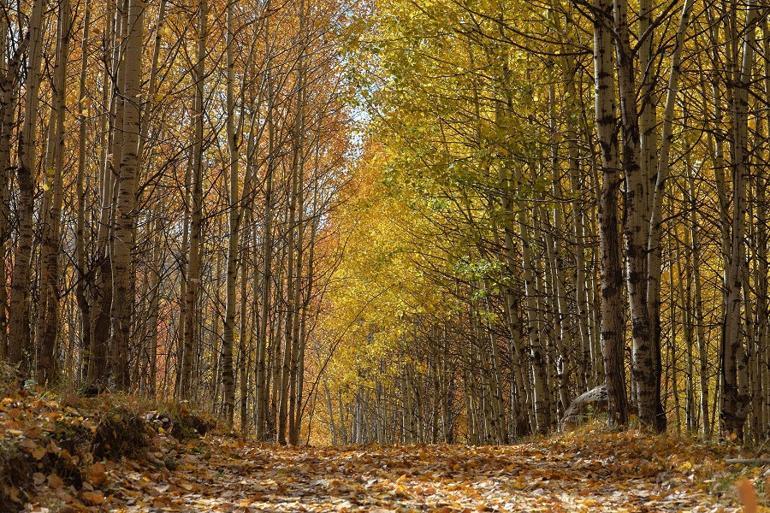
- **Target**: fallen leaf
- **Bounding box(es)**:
[31,445,47,460]
[736,479,758,513]
[47,474,64,489]
[86,462,107,486]
[81,490,105,505]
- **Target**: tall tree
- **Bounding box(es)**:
[111,0,146,390]
[593,0,628,427]
[8,0,45,371]
[180,0,207,400]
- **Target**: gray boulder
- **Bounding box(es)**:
[560,385,608,431]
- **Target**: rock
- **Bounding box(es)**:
[559,385,608,431]
[164,455,178,470]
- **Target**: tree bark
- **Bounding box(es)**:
[721,0,758,440]
[36,0,71,384]
[593,0,628,426]
[9,0,45,371]
[180,0,207,400]
[110,0,145,390]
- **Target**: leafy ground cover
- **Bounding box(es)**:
[0,389,763,512]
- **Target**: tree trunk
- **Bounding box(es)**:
[613,0,658,430]
[180,0,207,400]
[9,0,45,372]
[75,0,92,383]
[36,0,71,384]
[644,0,694,433]
[593,0,628,426]
[110,0,145,391]
[221,0,240,429]
[721,0,758,440]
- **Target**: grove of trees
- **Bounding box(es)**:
[317,0,770,445]
[2,0,770,448]
[0,0,352,445]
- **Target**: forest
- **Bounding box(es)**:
[0,0,769,510]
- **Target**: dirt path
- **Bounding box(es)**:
[34,429,734,513]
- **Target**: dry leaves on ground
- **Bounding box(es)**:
[2,393,764,513]
[20,429,753,512]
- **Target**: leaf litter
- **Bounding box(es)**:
[0,393,762,512]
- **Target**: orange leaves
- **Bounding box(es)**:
[19,438,47,460]
[46,474,65,489]
[391,474,411,499]
[737,479,758,513]
[85,462,107,487]
[732,477,770,513]
[0,389,748,513]
[80,490,105,505]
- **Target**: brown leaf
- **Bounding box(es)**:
[3,485,21,503]
[47,474,65,489]
[86,462,107,487]
[81,490,105,505]
[31,445,47,460]
[152,495,171,508]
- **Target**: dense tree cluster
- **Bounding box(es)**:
[318,0,770,445]
[2,0,770,449]
[0,0,351,444]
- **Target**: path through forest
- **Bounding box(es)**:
[26,427,739,512]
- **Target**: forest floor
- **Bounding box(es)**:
[0,388,761,512]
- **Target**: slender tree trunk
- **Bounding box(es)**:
[36,0,71,384]
[9,0,45,371]
[686,163,710,438]
[75,0,92,383]
[288,1,307,444]
[88,0,124,387]
[0,10,21,361]
[181,0,207,399]
[613,0,659,430]
[643,0,694,433]
[221,0,240,429]
[278,161,297,444]
[593,0,628,426]
[110,0,145,390]
[520,211,550,433]
[721,0,758,440]
[255,37,276,439]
